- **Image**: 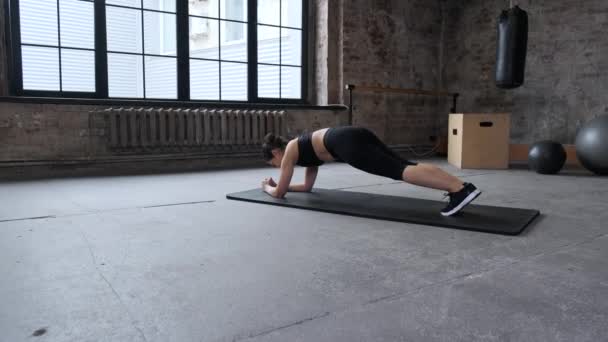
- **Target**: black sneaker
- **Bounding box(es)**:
[441,183,482,217]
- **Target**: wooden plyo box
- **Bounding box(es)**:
[448,113,511,169]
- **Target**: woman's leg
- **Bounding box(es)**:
[326,127,480,216]
[402,163,464,193]
[352,129,465,193]
[326,127,464,193]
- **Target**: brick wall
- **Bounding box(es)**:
[0,103,111,161]
[443,0,608,144]
[342,0,448,145]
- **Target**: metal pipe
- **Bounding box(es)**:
[451,93,459,113]
[346,84,457,97]
[345,84,355,125]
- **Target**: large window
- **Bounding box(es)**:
[8,0,307,103]
[106,0,177,99]
[18,0,95,93]
[189,0,248,101]
[257,0,302,99]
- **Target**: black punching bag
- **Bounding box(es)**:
[495,5,528,89]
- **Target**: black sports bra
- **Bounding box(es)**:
[296,133,324,167]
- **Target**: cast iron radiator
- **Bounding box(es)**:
[99,107,286,152]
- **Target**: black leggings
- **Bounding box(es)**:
[323,126,418,180]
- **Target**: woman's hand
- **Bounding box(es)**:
[264,177,277,187]
[261,177,276,189]
[262,178,276,196]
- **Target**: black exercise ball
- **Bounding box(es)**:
[528,141,566,174]
[575,115,608,175]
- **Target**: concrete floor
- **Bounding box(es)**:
[1,160,607,342]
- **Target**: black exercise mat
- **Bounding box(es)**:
[226,188,540,235]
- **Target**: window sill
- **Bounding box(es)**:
[0,96,348,111]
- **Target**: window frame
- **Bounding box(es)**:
[6,0,309,104]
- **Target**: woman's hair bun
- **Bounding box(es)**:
[262,133,288,161]
[264,133,277,145]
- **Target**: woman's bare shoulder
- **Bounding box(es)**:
[284,139,299,162]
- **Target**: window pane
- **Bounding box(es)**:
[281,28,301,66]
[190,17,219,60]
[22,46,59,91]
[61,49,95,92]
[106,0,140,8]
[257,0,280,26]
[144,12,176,56]
[145,56,177,99]
[60,0,94,49]
[189,0,218,18]
[223,20,246,42]
[282,0,301,28]
[143,0,176,12]
[221,62,247,101]
[257,25,279,64]
[258,65,279,98]
[221,0,247,21]
[107,6,142,54]
[20,0,58,46]
[220,22,247,62]
[281,66,301,99]
[190,60,219,100]
[108,53,144,98]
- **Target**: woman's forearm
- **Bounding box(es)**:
[288,184,311,192]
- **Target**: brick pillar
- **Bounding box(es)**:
[326,0,343,105]
[312,0,343,106]
[0,0,10,96]
[312,0,328,105]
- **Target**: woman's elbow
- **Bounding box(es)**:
[303,179,316,192]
